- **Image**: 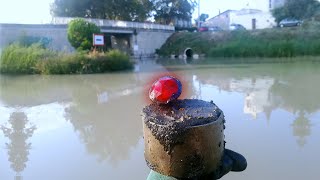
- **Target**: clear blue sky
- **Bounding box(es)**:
[0,0,268,24]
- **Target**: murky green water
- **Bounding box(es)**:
[1,60,320,180]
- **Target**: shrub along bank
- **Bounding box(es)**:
[157,23,320,58]
[0,44,133,74]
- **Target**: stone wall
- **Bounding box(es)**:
[0,23,174,56]
[0,24,74,52]
[133,30,173,56]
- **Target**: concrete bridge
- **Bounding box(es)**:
[0,17,175,57]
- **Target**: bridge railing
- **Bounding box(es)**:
[52,17,175,31]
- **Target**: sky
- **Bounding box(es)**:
[0,0,268,24]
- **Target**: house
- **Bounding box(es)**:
[229,9,276,30]
[202,10,235,30]
[203,8,276,30]
[202,0,287,30]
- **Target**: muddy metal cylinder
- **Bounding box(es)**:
[142,99,225,179]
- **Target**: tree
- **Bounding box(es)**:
[272,6,289,24]
[51,0,91,18]
[67,19,101,51]
[272,0,320,23]
[195,13,209,27]
[153,0,196,25]
[51,0,153,21]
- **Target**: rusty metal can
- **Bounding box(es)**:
[142,99,225,179]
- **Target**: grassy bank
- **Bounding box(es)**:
[157,22,320,58]
[0,44,133,74]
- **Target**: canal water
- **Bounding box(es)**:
[0,60,319,180]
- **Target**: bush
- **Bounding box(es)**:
[104,50,133,71]
[0,43,56,74]
[36,53,86,74]
[67,18,101,51]
[0,44,133,74]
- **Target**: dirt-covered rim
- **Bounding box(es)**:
[144,111,224,129]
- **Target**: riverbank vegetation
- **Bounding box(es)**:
[157,21,320,58]
[0,44,133,74]
[0,18,133,75]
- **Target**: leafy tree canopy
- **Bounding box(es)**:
[52,0,196,24]
[195,13,209,26]
[67,18,100,51]
[51,0,153,21]
[199,13,209,22]
[153,0,196,24]
[272,0,320,23]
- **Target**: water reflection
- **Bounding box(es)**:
[0,74,145,165]
[65,87,143,164]
[190,68,276,119]
[1,112,36,180]
[186,63,320,147]
[291,112,312,147]
[0,62,320,179]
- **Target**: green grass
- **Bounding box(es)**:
[209,29,320,57]
[157,23,320,58]
[0,44,133,74]
[156,32,219,56]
